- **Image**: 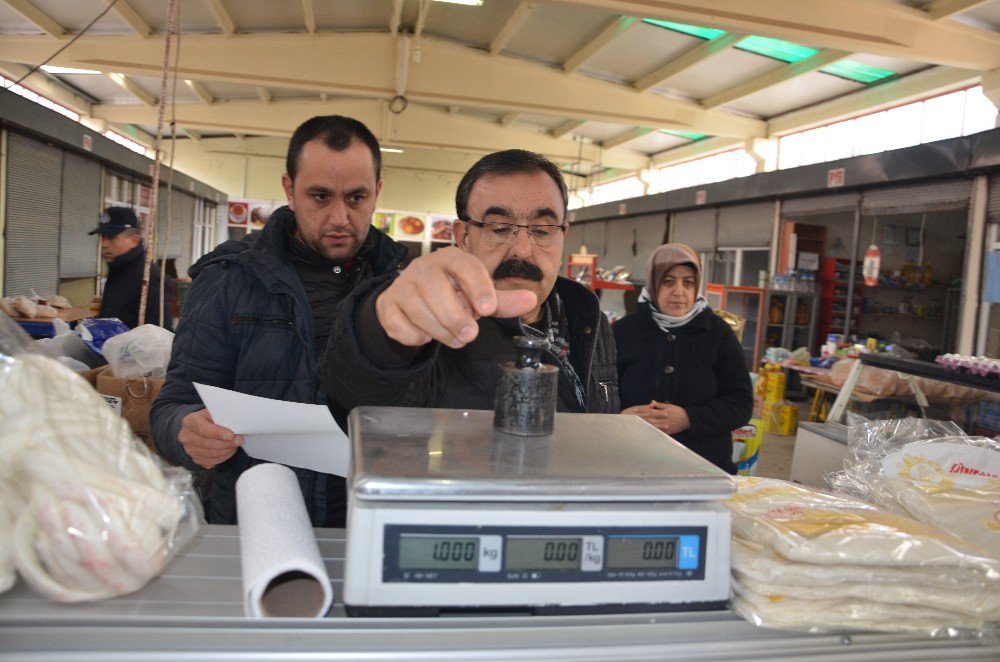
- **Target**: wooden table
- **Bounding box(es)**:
[11,307,94,337]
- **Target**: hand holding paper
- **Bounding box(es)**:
[194,383,351,476]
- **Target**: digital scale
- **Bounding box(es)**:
[343,407,736,617]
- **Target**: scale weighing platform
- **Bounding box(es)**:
[343,407,736,617]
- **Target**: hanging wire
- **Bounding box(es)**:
[138,0,179,326]
[0,0,122,96]
[158,2,183,327]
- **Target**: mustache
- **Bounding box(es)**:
[492,259,544,282]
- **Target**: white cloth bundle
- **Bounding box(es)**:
[0,354,199,601]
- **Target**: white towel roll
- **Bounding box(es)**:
[236,463,333,618]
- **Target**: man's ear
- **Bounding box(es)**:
[453,220,470,252]
[281,173,295,210]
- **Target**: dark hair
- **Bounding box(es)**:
[285,115,381,182]
[455,149,568,221]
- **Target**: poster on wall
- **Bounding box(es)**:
[373,211,394,235]
[429,215,454,243]
[394,212,427,241]
[228,201,249,225]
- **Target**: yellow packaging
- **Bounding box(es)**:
[761,401,777,434]
[764,368,786,404]
[775,402,798,436]
[732,419,764,476]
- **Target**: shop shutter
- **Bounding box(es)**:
[4,132,62,297]
[580,220,606,257]
[988,174,1000,222]
[154,188,195,260]
[670,208,717,250]
[565,222,584,263]
[861,179,972,214]
[602,217,635,276]
[781,192,859,216]
[716,201,775,247]
[59,152,101,278]
[632,213,668,274]
[172,191,196,275]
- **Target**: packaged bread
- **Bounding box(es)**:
[47,295,72,310]
[0,298,16,317]
[12,296,38,319]
[35,305,58,319]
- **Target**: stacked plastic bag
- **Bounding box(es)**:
[0,313,200,601]
[726,476,1000,633]
[829,415,999,562]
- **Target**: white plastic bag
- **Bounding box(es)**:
[102,324,174,378]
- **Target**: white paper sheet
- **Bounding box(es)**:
[237,463,333,618]
[194,382,350,476]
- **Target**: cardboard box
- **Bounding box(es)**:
[95,365,164,450]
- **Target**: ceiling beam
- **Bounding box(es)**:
[92,98,652,171]
[414,0,432,38]
[552,119,586,138]
[602,127,651,149]
[923,0,992,20]
[490,1,535,55]
[205,0,236,36]
[545,0,1000,70]
[499,112,521,126]
[389,0,404,35]
[256,86,271,102]
[2,0,66,38]
[767,65,981,136]
[0,33,766,138]
[300,0,316,34]
[650,136,743,168]
[701,48,851,110]
[633,32,743,93]
[185,79,215,104]
[108,0,152,38]
[562,15,637,74]
[182,127,203,141]
[0,60,93,112]
[108,72,157,106]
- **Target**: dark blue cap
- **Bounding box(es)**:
[89,207,139,236]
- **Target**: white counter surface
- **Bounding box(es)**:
[2,525,998,661]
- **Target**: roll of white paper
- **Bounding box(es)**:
[236,463,333,618]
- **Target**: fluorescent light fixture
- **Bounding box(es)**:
[41,65,101,75]
[380,147,404,153]
[661,129,707,141]
[433,0,484,5]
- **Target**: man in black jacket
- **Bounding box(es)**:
[151,115,408,526]
[90,207,173,331]
[321,149,619,414]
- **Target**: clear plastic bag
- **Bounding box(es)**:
[101,324,174,378]
[0,314,201,602]
[827,414,1000,559]
[725,476,1000,634]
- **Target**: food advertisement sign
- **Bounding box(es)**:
[429,215,454,243]
[373,211,394,235]
[394,213,427,240]
[228,201,249,225]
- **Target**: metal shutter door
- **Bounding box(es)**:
[154,188,194,261]
[632,213,668,275]
[781,192,859,216]
[565,222,584,264]
[716,201,775,247]
[172,191,196,275]
[602,218,635,275]
[4,132,62,297]
[862,180,972,214]
[670,208,717,250]
[59,152,101,278]
[988,175,1000,222]
[581,220,606,257]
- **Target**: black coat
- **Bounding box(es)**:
[100,244,173,331]
[321,275,620,414]
[613,302,752,473]
[151,207,407,526]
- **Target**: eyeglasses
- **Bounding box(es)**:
[462,219,567,248]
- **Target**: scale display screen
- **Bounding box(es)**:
[383,525,705,583]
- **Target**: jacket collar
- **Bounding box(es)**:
[637,300,712,331]
[107,244,145,274]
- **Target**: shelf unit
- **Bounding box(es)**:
[762,290,819,357]
[706,283,765,369]
[779,222,825,274]
[818,257,863,346]
[565,253,635,292]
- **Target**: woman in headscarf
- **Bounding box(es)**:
[614,243,752,473]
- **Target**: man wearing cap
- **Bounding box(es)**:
[90,206,173,331]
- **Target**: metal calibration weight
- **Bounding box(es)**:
[493,335,559,436]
